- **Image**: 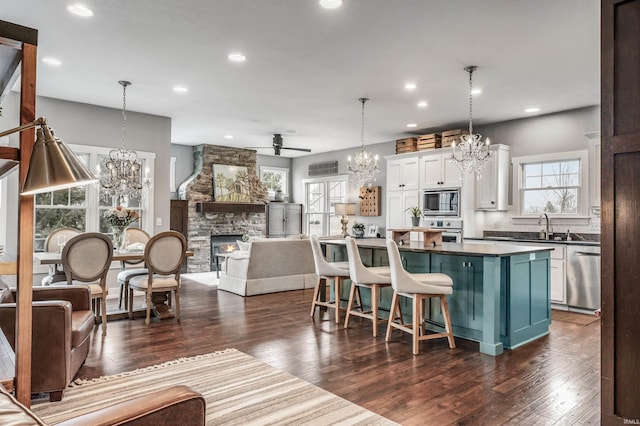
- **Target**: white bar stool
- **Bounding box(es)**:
[343,236,392,337]
[309,235,350,323]
[385,239,456,355]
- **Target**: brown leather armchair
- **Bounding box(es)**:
[0,281,94,401]
[0,383,206,425]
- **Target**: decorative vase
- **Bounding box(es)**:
[353,228,365,238]
[411,216,420,227]
[274,189,284,202]
[112,226,127,251]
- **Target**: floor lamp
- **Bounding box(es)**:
[0,117,96,193]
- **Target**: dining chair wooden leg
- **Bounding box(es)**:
[128,288,134,320]
[440,295,456,349]
[100,297,107,335]
[118,284,124,309]
[174,288,181,323]
[386,291,399,341]
[145,292,152,326]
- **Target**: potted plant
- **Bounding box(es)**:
[352,222,366,238]
[405,206,422,227]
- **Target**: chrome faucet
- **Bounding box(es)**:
[537,212,550,240]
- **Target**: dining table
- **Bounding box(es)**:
[34,249,194,321]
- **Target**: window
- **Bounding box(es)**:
[303,176,347,236]
[33,144,155,251]
[260,166,289,198]
[513,150,588,216]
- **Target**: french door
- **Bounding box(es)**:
[304,176,347,237]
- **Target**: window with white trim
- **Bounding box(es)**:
[33,144,155,251]
[260,166,289,198]
[304,176,347,236]
[513,150,588,216]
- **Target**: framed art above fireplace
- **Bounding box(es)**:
[212,164,251,202]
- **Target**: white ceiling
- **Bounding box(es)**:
[1,0,600,157]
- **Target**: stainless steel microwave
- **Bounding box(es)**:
[422,189,460,216]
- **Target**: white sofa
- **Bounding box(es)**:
[218,237,317,296]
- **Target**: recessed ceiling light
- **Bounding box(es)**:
[406,123,418,128]
[525,107,541,113]
[173,86,188,93]
[228,52,246,62]
[67,4,94,17]
[224,135,234,139]
[417,101,428,108]
[404,82,417,90]
[319,0,342,9]
[471,88,482,95]
[42,57,62,66]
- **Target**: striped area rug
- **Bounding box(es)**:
[31,349,396,425]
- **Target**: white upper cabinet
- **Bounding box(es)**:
[475,144,510,211]
[421,152,461,189]
[386,190,420,230]
[387,156,420,191]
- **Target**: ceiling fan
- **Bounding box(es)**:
[248,134,311,156]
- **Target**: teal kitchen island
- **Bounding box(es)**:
[322,239,553,356]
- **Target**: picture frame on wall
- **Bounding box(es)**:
[212,164,251,202]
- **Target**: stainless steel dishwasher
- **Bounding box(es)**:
[566,245,601,311]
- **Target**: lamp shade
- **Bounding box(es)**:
[335,202,356,216]
[21,126,97,195]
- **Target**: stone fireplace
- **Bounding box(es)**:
[177,145,268,272]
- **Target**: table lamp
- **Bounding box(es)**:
[335,202,356,238]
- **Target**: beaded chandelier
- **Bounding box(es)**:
[347,98,379,188]
[99,81,151,203]
[450,66,491,178]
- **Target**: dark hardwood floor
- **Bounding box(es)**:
[83,278,600,425]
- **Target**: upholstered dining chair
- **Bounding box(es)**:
[41,227,81,286]
[117,227,151,309]
[343,236,392,337]
[128,231,187,326]
[309,234,350,323]
[385,239,456,355]
[62,232,113,335]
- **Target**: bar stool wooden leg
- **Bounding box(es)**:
[440,295,456,349]
[371,284,380,337]
[386,291,399,341]
[344,280,358,330]
[412,296,420,355]
[310,276,323,317]
[334,277,342,324]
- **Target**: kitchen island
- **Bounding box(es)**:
[321,239,553,356]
